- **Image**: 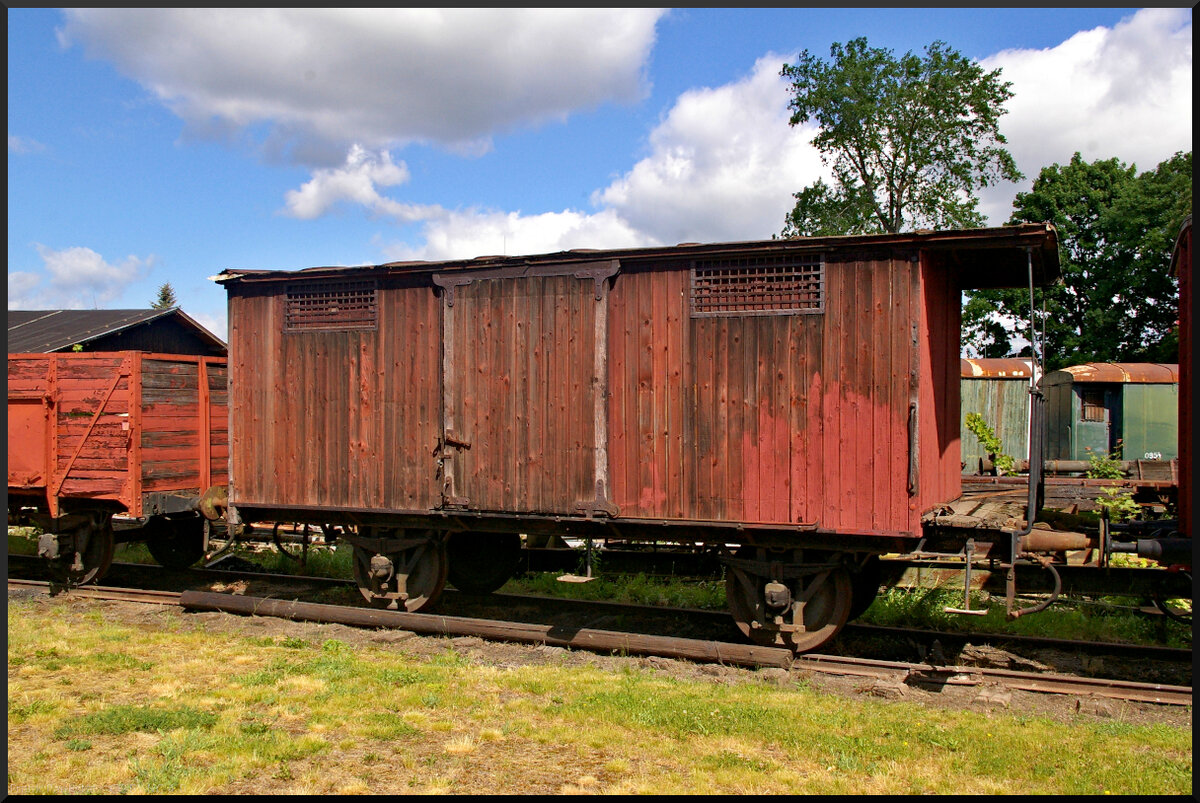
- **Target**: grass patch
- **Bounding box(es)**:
[505,571,725,610]
[6,594,1190,795]
[859,587,1192,649]
[54,705,218,738]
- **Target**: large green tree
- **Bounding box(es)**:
[780,38,1022,237]
[963,151,1191,369]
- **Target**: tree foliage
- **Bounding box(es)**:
[963,151,1191,369]
[151,282,178,310]
[780,38,1022,237]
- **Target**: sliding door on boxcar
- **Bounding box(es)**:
[435,265,615,516]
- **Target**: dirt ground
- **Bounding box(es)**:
[9,585,1191,732]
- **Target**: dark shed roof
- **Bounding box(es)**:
[7,308,226,356]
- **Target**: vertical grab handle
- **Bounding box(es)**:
[907,401,919,496]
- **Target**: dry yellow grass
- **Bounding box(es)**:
[6,591,1192,795]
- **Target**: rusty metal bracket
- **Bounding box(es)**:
[575,480,620,519]
[573,259,620,300]
[943,539,988,616]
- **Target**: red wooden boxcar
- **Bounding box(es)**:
[7,351,228,580]
[217,224,1059,650]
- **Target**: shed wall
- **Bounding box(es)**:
[960,378,1030,470]
[1120,384,1178,460]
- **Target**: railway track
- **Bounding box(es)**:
[8,574,1193,707]
[9,554,1191,667]
[9,554,1191,666]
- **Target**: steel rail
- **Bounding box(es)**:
[177,589,794,670]
[7,555,1192,664]
[10,578,1192,705]
[7,578,182,606]
[795,653,1193,706]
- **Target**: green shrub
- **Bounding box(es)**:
[1096,486,1141,522]
[1085,444,1125,480]
[964,413,1015,475]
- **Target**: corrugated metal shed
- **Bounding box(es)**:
[1044,363,1179,462]
[7,309,226,356]
[960,358,1033,378]
[960,359,1033,471]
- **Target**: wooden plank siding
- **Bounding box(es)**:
[443,275,598,514]
[227,278,442,513]
[7,352,228,517]
[916,253,965,520]
[606,253,923,533]
[229,253,952,535]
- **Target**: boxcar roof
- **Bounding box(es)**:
[214,223,1059,290]
[1044,363,1180,384]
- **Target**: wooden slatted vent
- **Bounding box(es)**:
[690,253,824,317]
[285,279,378,332]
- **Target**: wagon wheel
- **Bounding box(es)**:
[446,531,522,594]
[145,514,206,569]
[725,546,853,653]
[351,533,448,612]
[48,511,116,588]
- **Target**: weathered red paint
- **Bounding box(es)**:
[219,225,1058,545]
[6,352,228,517]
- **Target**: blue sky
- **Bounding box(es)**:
[7,8,1192,340]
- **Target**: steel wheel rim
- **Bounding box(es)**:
[726,552,853,653]
[352,540,448,612]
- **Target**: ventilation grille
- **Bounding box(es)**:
[285,280,377,331]
[690,254,824,316]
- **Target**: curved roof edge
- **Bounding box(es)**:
[960,358,1034,378]
[1045,363,1179,384]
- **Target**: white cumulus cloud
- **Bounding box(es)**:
[593,53,826,245]
[8,246,154,309]
[58,8,665,163]
[371,54,825,260]
[282,145,436,222]
[978,7,1192,223]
